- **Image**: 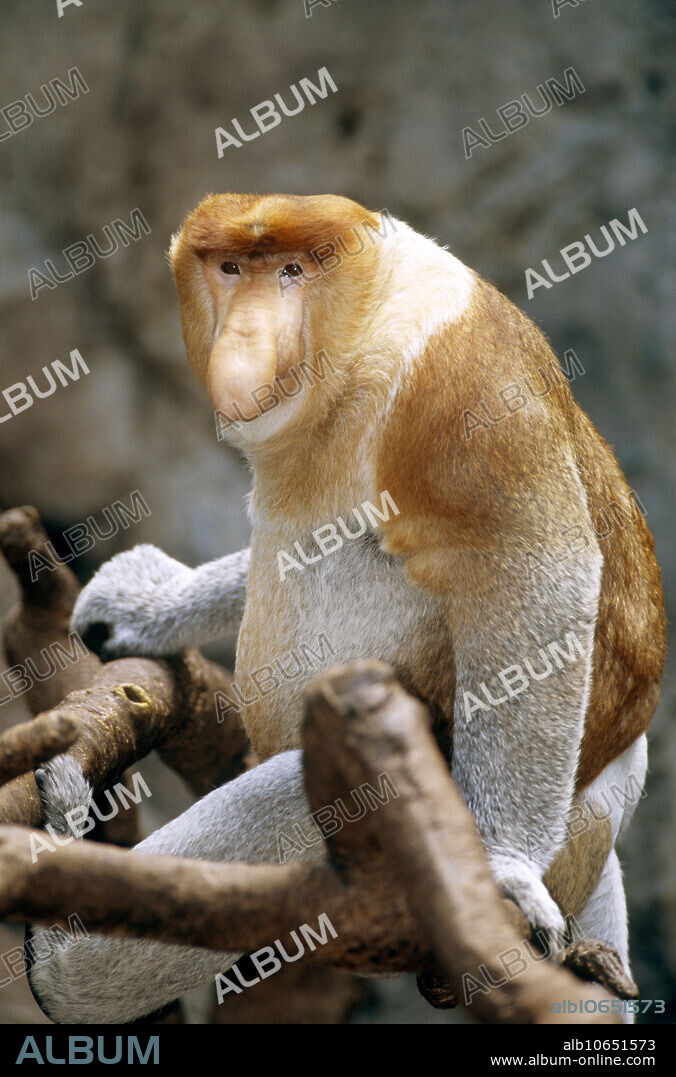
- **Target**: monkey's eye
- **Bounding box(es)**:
[280,263,303,278]
[220,261,240,275]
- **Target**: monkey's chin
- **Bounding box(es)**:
[210,389,270,425]
[215,403,261,424]
[212,391,298,439]
[217,393,304,445]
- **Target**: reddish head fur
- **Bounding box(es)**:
[178,192,381,259]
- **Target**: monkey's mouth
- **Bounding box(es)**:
[214,380,299,428]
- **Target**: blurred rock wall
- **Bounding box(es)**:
[0,0,673,1022]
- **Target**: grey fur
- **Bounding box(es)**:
[29,750,324,1024]
[70,545,250,658]
[34,756,93,835]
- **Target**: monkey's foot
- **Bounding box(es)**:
[562,938,639,1000]
[416,971,458,1008]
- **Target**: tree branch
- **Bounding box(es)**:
[0,506,251,825]
[0,713,79,787]
[0,661,621,1024]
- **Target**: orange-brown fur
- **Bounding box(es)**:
[544,815,614,918]
[180,192,381,259]
[172,193,665,795]
[375,280,665,792]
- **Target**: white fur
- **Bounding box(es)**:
[70,546,249,656]
[237,524,444,752]
[35,756,93,835]
[580,734,647,849]
[29,751,324,1024]
[571,852,635,1024]
[571,734,647,971]
[358,219,475,365]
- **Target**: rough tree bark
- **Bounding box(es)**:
[0,506,251,818]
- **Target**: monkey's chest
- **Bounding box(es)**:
[236,531,454,760]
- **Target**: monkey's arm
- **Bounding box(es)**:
[28,750,323,1024]
[70,545,250,658]
[380,394,602,951]
[443,534,601,952]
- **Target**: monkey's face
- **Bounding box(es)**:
[169,192,383,434]
[197,251,306,422]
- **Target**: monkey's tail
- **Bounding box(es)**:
[35,755,93,835]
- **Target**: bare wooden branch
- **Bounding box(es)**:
[0,505,100,713]
[0,507,250,818]
[210,958,365,1025]
[0,713,79,787]
[303,662,620,1024]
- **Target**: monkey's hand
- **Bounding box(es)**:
[70,545,193,658]
[489,852,566,958]
[71,544,250,659]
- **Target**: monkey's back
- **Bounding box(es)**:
[374,275,665,792]
[563,406,665,789]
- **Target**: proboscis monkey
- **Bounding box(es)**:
[29,193,665,1024]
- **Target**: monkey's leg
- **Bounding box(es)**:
[70,545,250,658]
[443,538,603,954]
[567,734,647,1024]
[27,749,323,1024]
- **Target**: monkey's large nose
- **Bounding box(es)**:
[208,322,278,422]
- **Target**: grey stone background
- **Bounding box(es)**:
[0,0,673,1024]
